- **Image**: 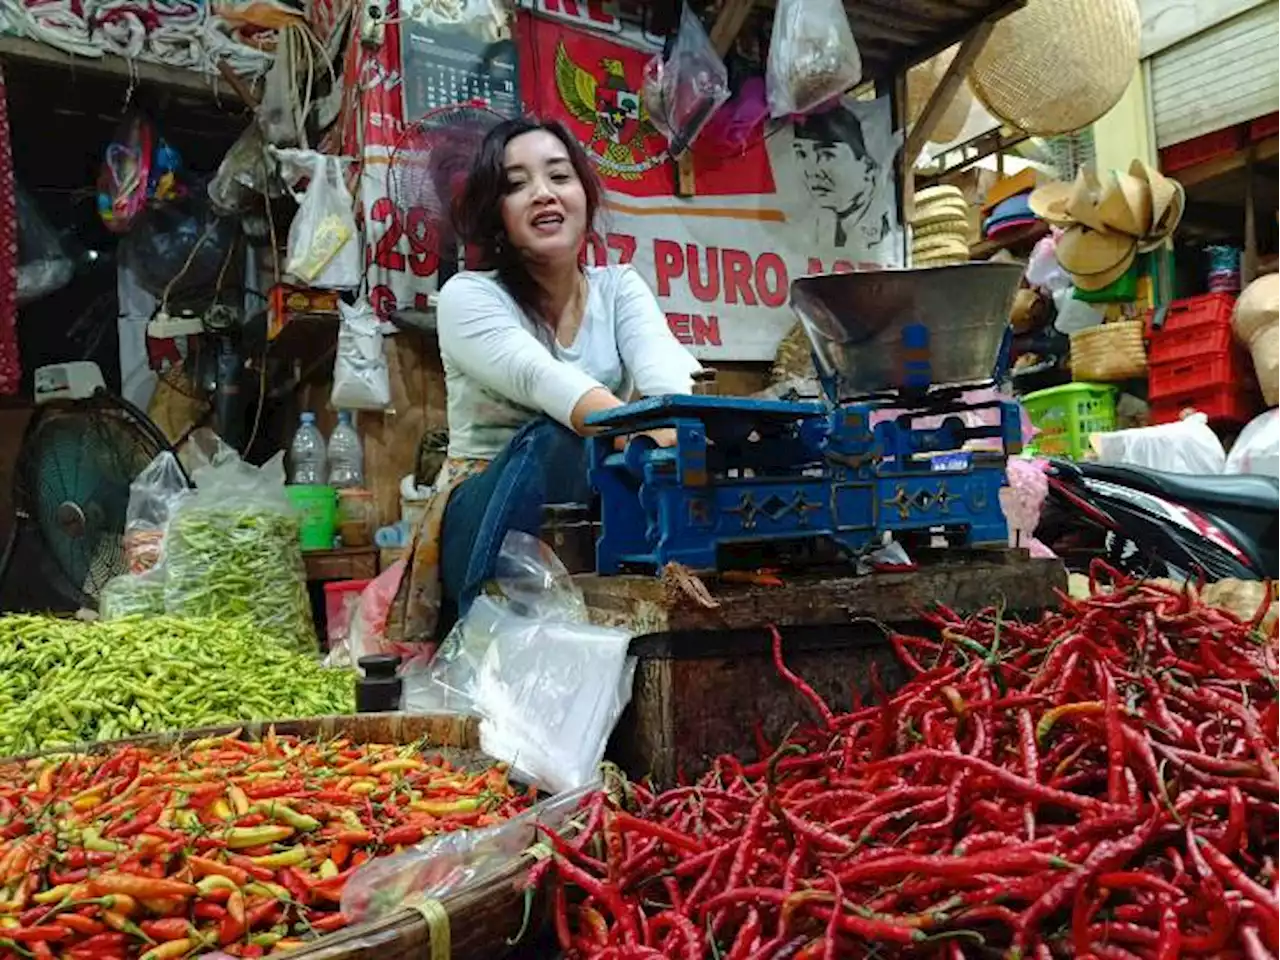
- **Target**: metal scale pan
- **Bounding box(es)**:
[790,262,1024,399]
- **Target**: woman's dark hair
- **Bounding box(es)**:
[453,117,602,326]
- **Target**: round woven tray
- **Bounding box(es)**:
[968,0,1141,136]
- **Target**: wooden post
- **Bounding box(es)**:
[902,21,995,169]
[673,0,754,199]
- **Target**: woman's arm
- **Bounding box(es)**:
[438,274,620,435]
[612,267,703,397]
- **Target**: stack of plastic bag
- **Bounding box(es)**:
[413,532,635,795]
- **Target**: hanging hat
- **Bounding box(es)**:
[1028,179,1074,226]
[1129,159,1185,250]
[967,0,1141,136]
[1097,169,1153,237]
[1056,224,1138,292]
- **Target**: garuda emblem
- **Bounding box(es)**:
[553,41,665,181]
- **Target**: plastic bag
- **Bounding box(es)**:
[163,448,316,652]
[208,124,274,215]
[16,186,73,305]
[100,571,166,620]
[766,0,862,118]
[1225,409,1280,479]
[641,4,729,155]
[330,300,392,410]
[274,148,360,289]
[124,451,191,574]
[1026,233,1071,294]
[1091,412,1227,475]
[424,531,635,793]
[998,458,1056,559]
[341,782,597,925]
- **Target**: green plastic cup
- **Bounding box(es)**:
[286,485,337,551]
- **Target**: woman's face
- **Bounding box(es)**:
[500,129,589,265]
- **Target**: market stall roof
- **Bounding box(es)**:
[837,0,1026,78]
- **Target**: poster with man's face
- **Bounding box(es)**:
[774,96,903,265]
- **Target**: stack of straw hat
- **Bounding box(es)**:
[910,185,971,267]
[1029,161,1185,291]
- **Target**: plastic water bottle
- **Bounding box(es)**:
[289,412,326,485]
[327,410,365,488]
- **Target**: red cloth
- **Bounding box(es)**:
[0,65,20,395]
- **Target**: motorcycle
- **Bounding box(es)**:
[1037,458,1279,582]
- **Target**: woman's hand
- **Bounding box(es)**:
[613,428,678,451]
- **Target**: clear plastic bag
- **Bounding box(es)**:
[766,0,862,118]
[1026,233,1071,294]
[208,124,274,215]
[124,451,191,574]
[163,448,316,652]
[330,300,392,411]
[341,782,597,925]
[16,186,73,305]
[641,4,730,155]
[1225,409,1280,479]
[100,571,166,620]
[424,532,635,793]
[274,148,360,289]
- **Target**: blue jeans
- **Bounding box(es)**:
[440,417,591,618]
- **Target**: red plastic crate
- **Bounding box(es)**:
[1160,127,1245,173]
[1150,383,1259,426]
[1148,349,1251,400]
[1250,112,1278,142]
[1147,321,1234,365]
[1147,293,1236,338]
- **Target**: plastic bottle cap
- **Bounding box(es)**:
[338,410,354,426]
[301,412,317,424]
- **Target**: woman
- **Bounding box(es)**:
[387,117,702,642]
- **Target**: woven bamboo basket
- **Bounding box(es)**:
[11,713,553,960]
[1069,319,1147,382]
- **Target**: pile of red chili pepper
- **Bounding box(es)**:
[539,563,1279,959]
[0,729,534,959]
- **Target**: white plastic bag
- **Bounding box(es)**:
[1091,412,1227,475]
[766,0,862,118]
[275,148,360,289]
[331,299,392,410]
[422,531,635,794]
[1225,409,1280,478]
[641,4,730,155]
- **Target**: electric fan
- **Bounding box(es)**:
[385,102,509,285]
[0,369,177,611]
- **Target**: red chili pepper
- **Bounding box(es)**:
[138,918,191,941]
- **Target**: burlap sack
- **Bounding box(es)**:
[1234,276,1279,405]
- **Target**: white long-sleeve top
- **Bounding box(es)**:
[436,265,703,461]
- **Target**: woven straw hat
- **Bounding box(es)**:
[1056,224,1137,292]
[968,0,1141,136]
[907,47,973,145]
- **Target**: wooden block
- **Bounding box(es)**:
[579,552,1068,635]
[303,547,379,582]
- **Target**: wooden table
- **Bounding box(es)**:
[582,550,1068,786]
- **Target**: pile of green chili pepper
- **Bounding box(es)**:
[0,728,533,958]
[0,617,353,757]
[100,576,166,622]
[540,562,1279,959]
[164,508,315,653]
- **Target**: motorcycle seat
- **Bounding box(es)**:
[1078,463,1279,514]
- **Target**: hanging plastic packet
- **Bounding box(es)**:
[766,0,863,118]
[331,299,392,410]
[273,147,361,289]
[641,3,730,156]
[97,113,155,234]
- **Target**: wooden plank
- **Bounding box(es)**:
[578,551,1068,635]
[903,20,994,165]
[708,0,754,56]
[969,220,1049,261]
[0,35,248,103]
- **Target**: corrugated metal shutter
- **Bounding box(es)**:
[1150,0,1279,148]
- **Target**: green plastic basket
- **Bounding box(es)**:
[1022,383,1117,459]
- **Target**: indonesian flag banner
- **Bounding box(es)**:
[342,1,903,360]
